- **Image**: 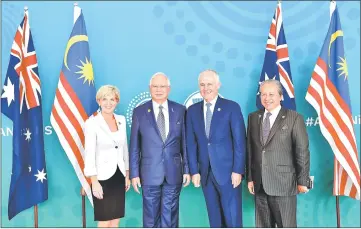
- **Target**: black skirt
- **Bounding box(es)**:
[92,167,125,221]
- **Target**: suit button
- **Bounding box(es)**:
[115,146,118,149]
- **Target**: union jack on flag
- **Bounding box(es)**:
[1,10,48,220]
[256,2,296,110]
[305,2,360,200]
[50,5,98,205]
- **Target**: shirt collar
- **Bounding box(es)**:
[152,100,168,111]
[265,105,282,117]
[203,96,218,107]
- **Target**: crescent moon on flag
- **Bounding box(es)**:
[63,35,88,70]
[328,30,343,68]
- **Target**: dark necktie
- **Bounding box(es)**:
[262,112,272,145]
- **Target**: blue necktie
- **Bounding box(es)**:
[157,105,166,142]
[205,103,212,138]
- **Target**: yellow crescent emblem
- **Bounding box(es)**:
[63,35,88,70]
[328,30,343,68]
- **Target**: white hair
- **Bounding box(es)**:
[198,69,221,84]
[149,72,171,86]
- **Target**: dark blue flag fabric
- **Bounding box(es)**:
[1,11,48,220]
[256,3,296,110]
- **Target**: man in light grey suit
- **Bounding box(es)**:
[246,79,310,227]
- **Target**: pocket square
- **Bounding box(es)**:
[282,125,288,130]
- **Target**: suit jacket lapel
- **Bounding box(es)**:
[209,97,222,139]
[199,102,207,138]
[96,113,113,137]
[165,101,175,144]
[265,107,287,145]
[96,113,121,140]
[257,110,265,146]
[145,101,163,141]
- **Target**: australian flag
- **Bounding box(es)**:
[256,2,296,110]
[1,11,48,220]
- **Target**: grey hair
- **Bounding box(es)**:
[259,79,283,96]
[198,69,221,84]
[149,72,171,86]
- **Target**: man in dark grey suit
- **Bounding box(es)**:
[246,79,310,227]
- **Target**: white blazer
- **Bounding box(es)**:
[84,113,129,181]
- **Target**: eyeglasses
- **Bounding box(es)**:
[151,85,169,89]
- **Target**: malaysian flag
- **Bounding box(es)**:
[1,10,48,219]
[305,1,360,200]
[256,2,296,110]
[50,5,98,205]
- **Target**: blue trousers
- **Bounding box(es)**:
[202,170,243,227]
[142,180,182,227]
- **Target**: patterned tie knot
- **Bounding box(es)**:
[266,112,272,118]
[206,103,212,108]
[159,105,163,110]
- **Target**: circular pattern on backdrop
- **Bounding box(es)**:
[185,21,196,33]
[186,45,198,56]
[176,10,184,19]
[174,34,186,45]
[126,92,152,128]
[151,1,342,79]
[164,21,174,35]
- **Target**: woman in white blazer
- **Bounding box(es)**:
[84,85,130,227]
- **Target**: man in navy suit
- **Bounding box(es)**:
[186,70,246,227]
[129,72,190,227]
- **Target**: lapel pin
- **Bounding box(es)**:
[218,108,221,111]
[148,109,151,113]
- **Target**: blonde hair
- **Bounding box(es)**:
[96,85,120,102]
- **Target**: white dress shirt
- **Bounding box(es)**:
[203,96,218,131]
[152,100,169,137]
[263,105,282,128]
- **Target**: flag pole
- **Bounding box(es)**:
[26,5,39,228]
[336,196,340,227]
[330,1,340,227]
[34,205,38,228]
[72,2,86,227]
[81,187,86,227]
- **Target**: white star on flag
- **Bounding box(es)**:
[34,169,47,183]
[1,77,15,106]
[24,129,32,142]
[257,73,276,95]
